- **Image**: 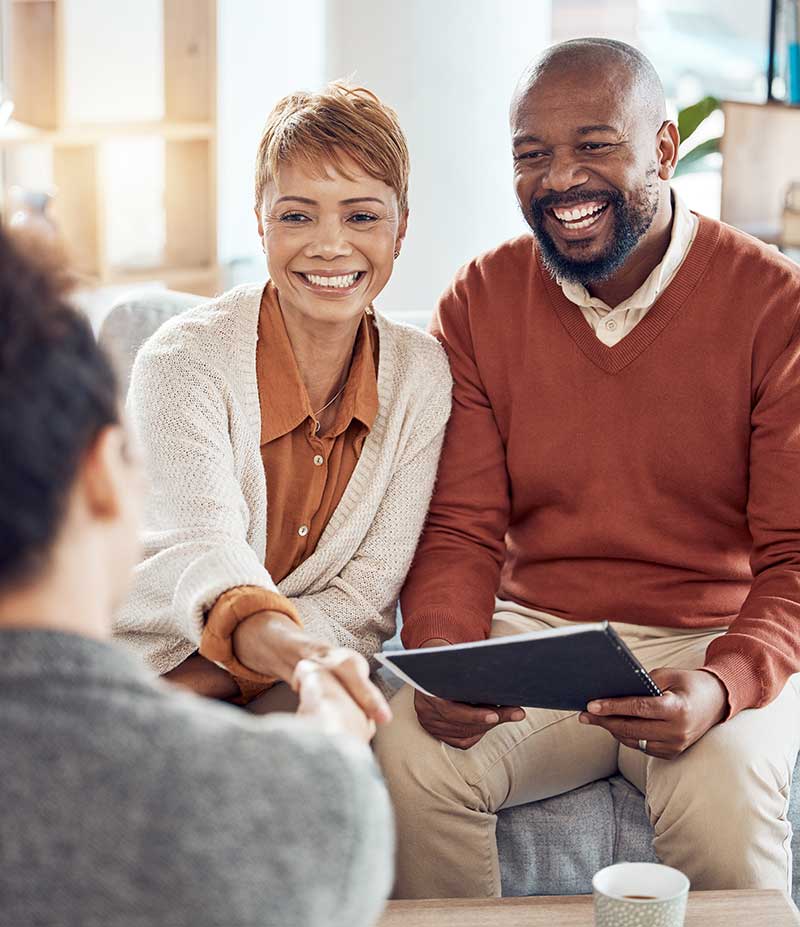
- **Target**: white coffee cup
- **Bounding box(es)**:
[592,862,690,927]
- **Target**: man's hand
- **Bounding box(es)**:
[414,690,526,749]
[578,667,729,759]
[413,638,525,749]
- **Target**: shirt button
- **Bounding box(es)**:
[605,319,617,331]
[298,525,309,537]
[313,454,324,466]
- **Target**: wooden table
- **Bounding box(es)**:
[378,890,800,926]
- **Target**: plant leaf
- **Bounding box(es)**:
[675,136,722,176]
[677,96,720,144]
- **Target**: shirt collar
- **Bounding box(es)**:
[328,310,379,439]
[558,189,699,315]
[258,282,378,446]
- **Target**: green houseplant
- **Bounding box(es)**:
[674,95,722,175]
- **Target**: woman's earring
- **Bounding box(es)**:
[394,249,400,259]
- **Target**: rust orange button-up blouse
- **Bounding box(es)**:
[199,283,378,697]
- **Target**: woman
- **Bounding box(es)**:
[113,83,452,721]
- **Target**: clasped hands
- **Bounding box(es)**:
[415,657,729,757]
[234,609,392,744]
[292,647,392,744]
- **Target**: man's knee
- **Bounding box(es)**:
[645,721,793,889]
[373,686,487,813]
[649,721,790,820]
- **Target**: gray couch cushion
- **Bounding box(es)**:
[498,766,799,905]
[97,290,208,396]
[497,777,656,897]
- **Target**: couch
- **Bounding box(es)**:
[99,289,800,904]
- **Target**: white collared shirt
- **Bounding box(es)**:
[558,191,699,347]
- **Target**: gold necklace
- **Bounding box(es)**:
[312,384,346,434]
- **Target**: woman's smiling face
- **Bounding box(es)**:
[257,154,407,327]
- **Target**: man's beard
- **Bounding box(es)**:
[529,183,658,285]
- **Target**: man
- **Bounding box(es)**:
[0,228,393,926]
[375,37,800,898]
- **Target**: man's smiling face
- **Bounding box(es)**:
[510,66,664,285]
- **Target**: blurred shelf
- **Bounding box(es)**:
[0,119,215,148]
[5,0,218,283]
[720,100,800,240]
[107,265,222,297]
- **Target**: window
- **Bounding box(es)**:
[550,1,772,219]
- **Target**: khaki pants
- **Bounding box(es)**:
[373,600,800,899]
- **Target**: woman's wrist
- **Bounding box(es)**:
[232,609,329,682]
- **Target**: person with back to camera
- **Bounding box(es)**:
[0,228,394,926]
[114,81,452,715]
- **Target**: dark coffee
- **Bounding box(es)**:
[623,894,657,900]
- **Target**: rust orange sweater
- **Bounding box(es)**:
[401,216,800,717]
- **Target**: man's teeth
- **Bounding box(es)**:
[303,272,360,289]
[552,202,607,228]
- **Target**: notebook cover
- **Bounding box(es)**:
[377,622,661,710]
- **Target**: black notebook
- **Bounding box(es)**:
[376,621,661,711]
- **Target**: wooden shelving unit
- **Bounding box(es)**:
[2,0,219,295]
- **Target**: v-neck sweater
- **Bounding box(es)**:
[112,283,451,677]
[400,216,800,717]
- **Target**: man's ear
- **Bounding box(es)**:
[657,120,680,180]
[80,424,129,521]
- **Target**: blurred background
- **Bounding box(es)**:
[1,0,798,327]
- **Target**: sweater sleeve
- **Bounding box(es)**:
[123,340,280,649]
[401,278,511,649]
[705,319,800,717]
[200,586,301,683]
[287,380,451,667]
[225,716,394,927]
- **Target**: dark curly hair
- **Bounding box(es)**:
[0,228,119,591]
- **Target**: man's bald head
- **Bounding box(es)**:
[512,38,667,132]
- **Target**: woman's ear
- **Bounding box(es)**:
[395,209,409,254]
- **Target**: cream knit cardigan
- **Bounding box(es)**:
[112,284,452,675]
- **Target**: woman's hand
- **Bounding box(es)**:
[291,647,392,727]
[294,659,382,744]
[232,609,391,725]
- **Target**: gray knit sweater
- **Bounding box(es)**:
[0,630,393,927]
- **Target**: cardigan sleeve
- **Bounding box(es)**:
[285,378,451,666]
[121,338,282,650]
[400,277,511,650]
[200,585,301,683]
[704,316,800,718]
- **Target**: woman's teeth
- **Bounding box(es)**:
[302,272,361,289]
[552,202,608,229]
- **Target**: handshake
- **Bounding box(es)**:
[292,648,393,745]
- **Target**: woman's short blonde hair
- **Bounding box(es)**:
[254,81,410,213]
